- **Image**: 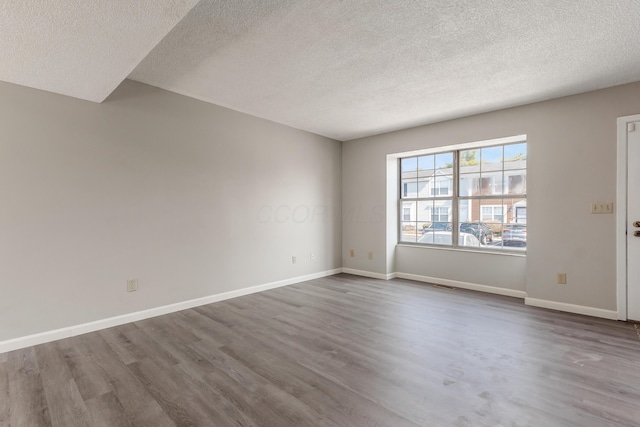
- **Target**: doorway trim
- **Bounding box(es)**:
[616,114,640,321]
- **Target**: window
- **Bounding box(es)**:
[400,140,526,251]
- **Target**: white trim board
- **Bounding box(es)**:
[394,272,527,299]
[616,114,640,321]
[525,298,618,321]
[341,268,397,280]
[341,269,525,298]
[344,269,618,319]
[0,268,342,355]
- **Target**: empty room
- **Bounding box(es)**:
[2,1,640,426]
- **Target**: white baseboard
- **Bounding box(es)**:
[525,297,618,320]
[0,268,342,355]
[341,268,397,280]
[395,272,527,299]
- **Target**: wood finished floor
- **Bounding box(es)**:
[1,274,640,427]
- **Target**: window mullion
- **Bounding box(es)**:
[452,150,459,248]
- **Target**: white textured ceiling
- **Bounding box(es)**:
[4,1,640,140]
[0,0,199,102]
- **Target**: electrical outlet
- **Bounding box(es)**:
[557,273,567,285]
[310,253,315,261]
[368,251,373,260]
[127,278,138,292]
[349,249,355,257]
[292,256,297,264]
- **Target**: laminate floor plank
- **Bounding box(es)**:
[6,372,51,427]
[96,328,144,366]
[2,273,640,426]
[170,310,232,348]
[59,343,112,402]
[84,392,133,427]
[74,333,176,427]
[3,348,51,427]
[0,360,9,427]
[200,360,298,427]
[172,356,261,427]
[220,339,420,427]
[34,343,91,426]
[127,358,206,427]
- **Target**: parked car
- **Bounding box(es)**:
[460,222,494,245]
[418,231,480,247]
[502,224,527,246]
[422,222,452,233]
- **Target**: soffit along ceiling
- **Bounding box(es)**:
[3,2,640,140]
[0,0,200,102]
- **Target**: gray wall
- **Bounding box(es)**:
[343,81,640,311]
[0,80,342,342]
[3,76,640,343]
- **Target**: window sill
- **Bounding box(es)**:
[396,243,526,257]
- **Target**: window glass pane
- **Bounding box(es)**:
[458,204,480,247]
[481,206,493,221]
[401,201,415,222]
[506,170,526,195]
[435,152,454,175]
[417,155,434,174]
[431,175,452,197]
[401,157,417,173]
[458,199,473,223]
[401,177,418,198]
[460,149,480,173]
[417,200,433,237]
[417,159,434,193]
[495,206,503,221]
[419,200,452,244]
[433,200,451,222]
[459,173,480,196]
[503,197,527,225]
[480,171,503,195]
[481,146,503,172]
[459,201,497,247]
[418,229,453,246]
[500,197,527,251]
[458,229,482,248]
[504,143,527,170]
[416,180,429,197]
[479,200,504,223]
[417,200,432,224]
[401,222,418,242]
[418,203,453,246]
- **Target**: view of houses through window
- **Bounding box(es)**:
[400,141,527,251]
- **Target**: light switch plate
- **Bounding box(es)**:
[591,202,613,214]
